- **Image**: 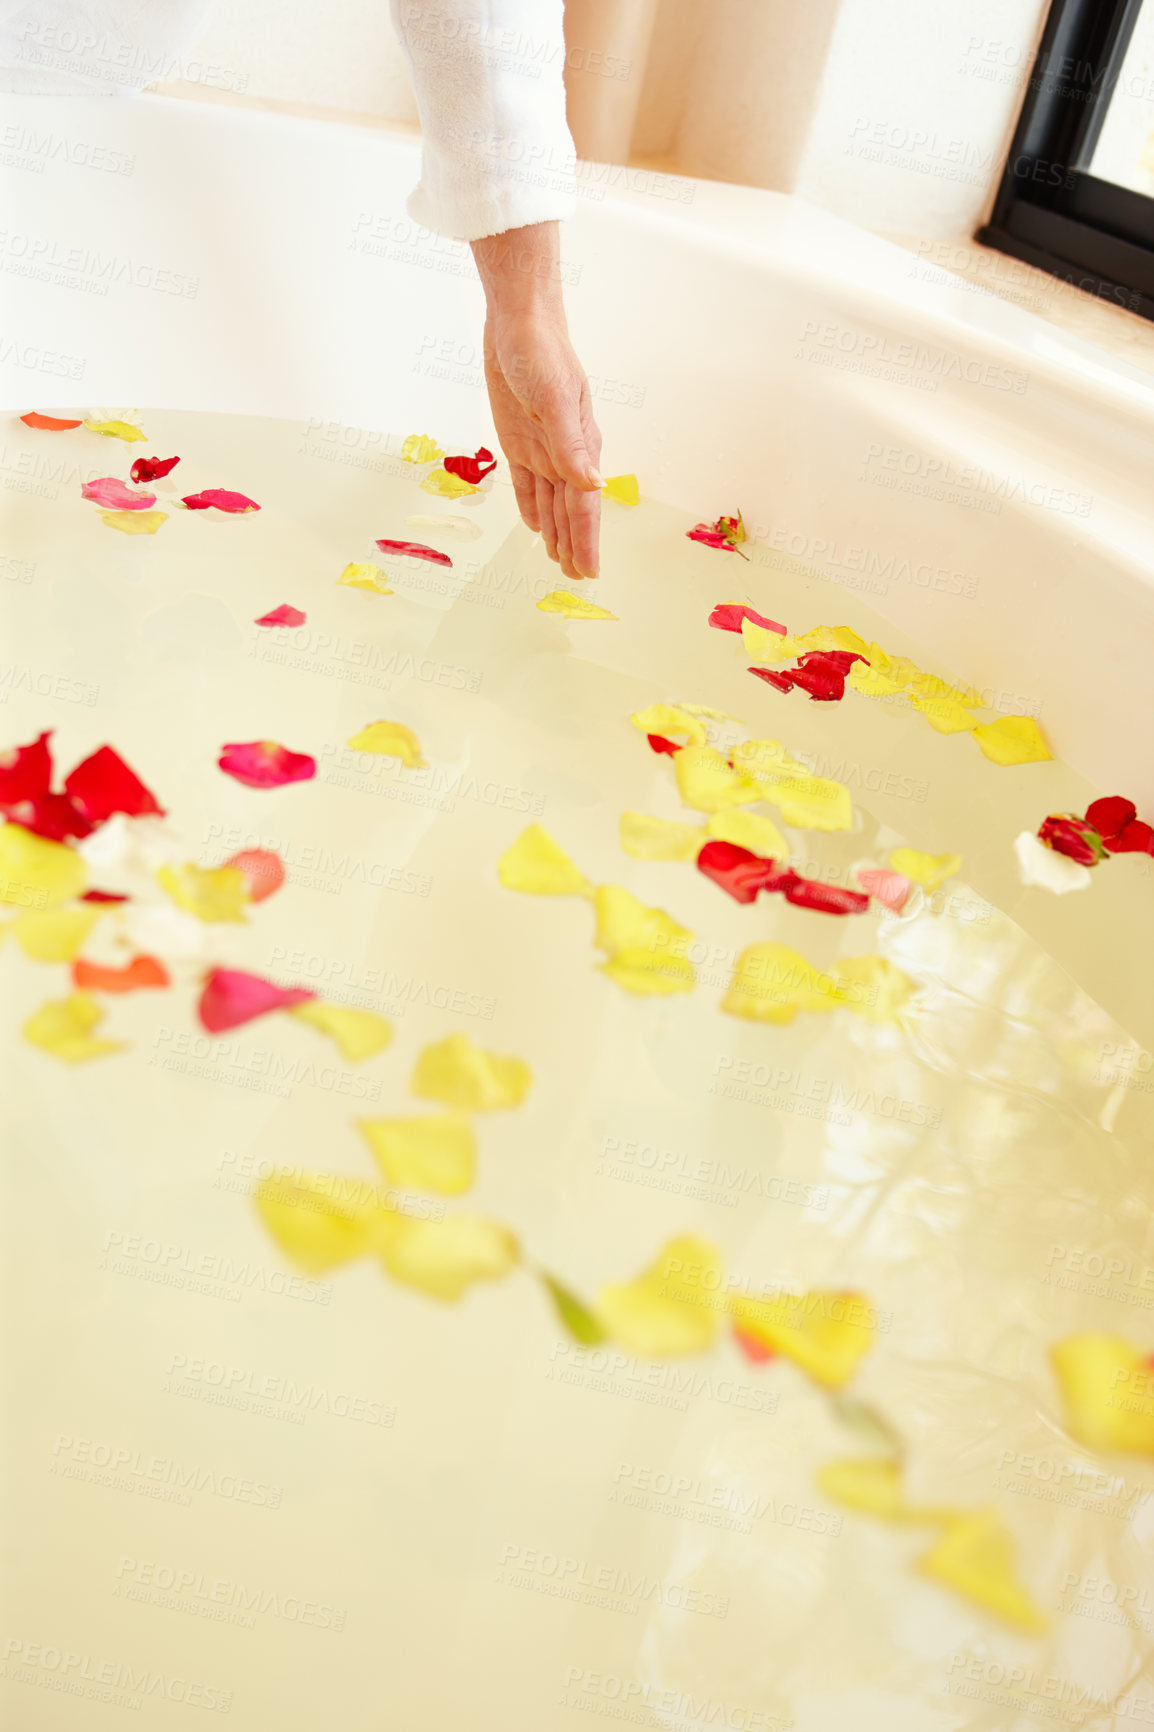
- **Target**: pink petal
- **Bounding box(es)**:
[218,740,316,789]
[81,476,157,511]
[198,967,315,1033]
[708,603,787,635]
[856,868,912,913]
[223,848,285,902]
[375,539,452,567]
[254,604,306,628]
[182,489,260,513]
[688,528,734,550]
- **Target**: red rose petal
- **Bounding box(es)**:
[688,527,735,551]
[64,745,164,823]
[783,878,871,915]
[218,741,316,790]
[442,446,497,485]
[81,889,129,903]
[1105,818,1154,855]
[1,792,93,841]
[130,455,180,483]
[375,538,453,566]
[696,840,778,904]
[20,412,83,430]
[73,954,169,993]
[1085,796,1137,841]
[646,733,682,756]
[198,967,315,1032]
[0,730,53,804]
[748,666,796,693]
[254,604,306,628]
[798,649,868,674]
[788,654,850,702]
[708,603,787,635]
[733,1323,778,1364]
[182,489,260,513]
[223,848,285,902]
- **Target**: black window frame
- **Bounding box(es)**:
[977,0,1154,323]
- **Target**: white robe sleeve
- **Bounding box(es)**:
[389,0,577,241]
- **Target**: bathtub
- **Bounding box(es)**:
[3,91,1154,1732]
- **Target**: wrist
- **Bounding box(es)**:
[471,222,566,319]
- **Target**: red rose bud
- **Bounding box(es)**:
[1038,815,1104,865]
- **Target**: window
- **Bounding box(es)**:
[978,0,1154,321]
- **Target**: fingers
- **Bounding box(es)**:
[538,382,603,493]
[552,485,578,580]
[535,473,559,565]
[565,479,601,579]
[510,463,539,532]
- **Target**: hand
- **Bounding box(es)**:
[471,223,602,579]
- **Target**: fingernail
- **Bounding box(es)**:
[588,468,604,488]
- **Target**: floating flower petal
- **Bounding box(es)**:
[443,446,497,485]
[21,411,83,430]
[619,812,703,862]
[909,694,980,734]
[2,792,92,841]
[537,590,617,620]
[402,433,445,464]
[730,1289,875,1387]
[498,824,592,895]
[8,905,101,961]
[647,734,680,756]
[72,954,169,993]
[541,1273,608,1344]
[157,862,248,923]
[100,510,167,535]
[855,867,912,913]
[346,720,426,768]
[0,823,88,908]
[218,741,316,789]
[696,840,795,905]
[338,562,393,594]
[254,604,306,627]
[378,1213,518,1301]
[181,488,260,513]
[889,848,961,891]
[723,943,840,1024]
[81,476,157,511]
[405,513,481,541]
[601,473,639,506]
[834,954,915,1023]
[1038,814,1104,865]
[598,1235,722,1357]
[411,1032,531,1112]
[85,418,147,442]
[421,467,481,498]
[709,603,786,636]
[24,991,124,1061]
[1013,830,1091,895]
[64,745,163,823]
[222,849,284,902]
[198,968,315,1032]
[130,454,180,483]
[706,810,789,863]
[674,746,763,814]
[761,771,852,832]
[1051,1333,1154,1456]
[290,1002,393,1062]
[600,948,697,995]
[971,714,1051,766]
[375,538,452,566]
[358,1114,475,1195]
[918,1511,1046,1632]
[631,704,706,747]
[0,730,52,806]
[594,885,696,995]
[255,1169,395,1275]
[817,1458,912,1520]
[783,878,870,915]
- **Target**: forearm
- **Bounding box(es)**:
[470,223,567,319]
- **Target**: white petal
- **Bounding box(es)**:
[120,903,213,960]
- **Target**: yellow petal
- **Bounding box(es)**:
[421,466,481,498]
[630,704,707,746]
[85,418,147,441]
[378,1213,519,1301]
[763,772,853,832]
[918,1510,1047,1633]
[619,812,704,862]
[680,703,741,722]
[254,1168,398,1275]
[0,824,88,910]
[971,714,1052,766]
[674,745,763,813]
[600,948,697,996]
[602,473,639,506]
[865,645,922,688]
[598,1235,723,1357]
[706,807,789,858]
[818,1458,910,1519]
[536,590,617,620]
[889,848,961,891]
[7,905,100,961]
[346,720,426,767]
[358,1114,476,1195]
[339,561,393,594]
[741,619,795,663]
[847,659,906,698]
[157,862,249,923]
[291,1001,394,1061]
[593,883,689,957]
[723,943,839,1024]
[782,624,871,659]
[412,1031,531,1112]
[498,824,592,895]
[23,991,124,1062]
[907,673,976,705]
[909,694,979,734]
[833,954,916,1023]
[1051,1333,1154,1456]
[732,1289,875,1387]
[100,509,168,535]
[402,433,445,464]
